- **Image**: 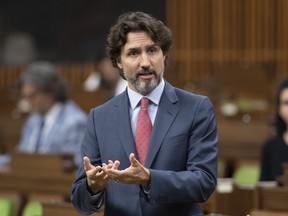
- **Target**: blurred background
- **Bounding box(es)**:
[0,0,166,62]
[1,0,288,216]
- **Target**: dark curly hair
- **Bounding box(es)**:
[106,11,173,79]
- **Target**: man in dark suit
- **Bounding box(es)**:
[71,11,218,216]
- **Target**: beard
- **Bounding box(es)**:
[126,68,163,95]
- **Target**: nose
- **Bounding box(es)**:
[140,53,151,68]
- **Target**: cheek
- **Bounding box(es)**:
[122,62,137,74]
[152,56,165,68]
[279,107,288,119]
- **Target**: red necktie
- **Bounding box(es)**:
[135,97,152,165]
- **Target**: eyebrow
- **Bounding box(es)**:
[126,43,159,52]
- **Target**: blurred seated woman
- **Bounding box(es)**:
[260,79,288,181]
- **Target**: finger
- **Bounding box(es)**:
[96,167,107,177]
[129,153,139,166]
[100,168,116,179]
[101,165,109,173]
[101,164,114,176]
[112,160,120,169]
[108,160,114,164]
[102,162,113,171]
[84,157,102,178]
[105,167,120,177]
[103,174,110,181]
[87,165,102,178]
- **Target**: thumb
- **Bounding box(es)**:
[83,156,94,171]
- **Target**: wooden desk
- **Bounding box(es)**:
[0,153,78,216]
[42,201,104,216]
[201,184,255,216]
[250,209,288,216]
[0,171,74,199]
[0,153,76,201]
[255,186,288,212]
[204,182,288,215]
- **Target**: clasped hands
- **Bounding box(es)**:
[84,153,150,194]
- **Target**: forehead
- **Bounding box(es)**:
[123,32,155,49]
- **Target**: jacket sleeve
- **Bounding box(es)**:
[71,110,104,215]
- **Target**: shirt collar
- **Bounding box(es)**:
[128,78,165,110]
[43,102,63,126]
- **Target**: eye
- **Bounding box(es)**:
[128,50,138,57]
[148,47,157,54]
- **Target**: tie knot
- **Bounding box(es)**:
[140,97,149,108]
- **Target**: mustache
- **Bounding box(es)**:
[136,67,155,75]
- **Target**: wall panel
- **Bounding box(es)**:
[166,0,287,99]
[166,0,288,161]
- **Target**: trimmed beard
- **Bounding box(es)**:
[126,68,163,95]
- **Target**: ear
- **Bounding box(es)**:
[117,57,123,69]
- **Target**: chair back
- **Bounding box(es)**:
[22,201,42,216]
[233,165,260,186]
[0,198,13,216]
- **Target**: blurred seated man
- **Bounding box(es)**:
[16,61,87,167]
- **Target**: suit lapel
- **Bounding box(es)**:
[113,83,179,166]
[145,82,179,167]
[113,92,137,159]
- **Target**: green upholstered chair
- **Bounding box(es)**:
[22,201,42,216]
[0,198,13,216]
[233,165,260,187]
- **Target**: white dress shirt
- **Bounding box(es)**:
[127,78,165,138]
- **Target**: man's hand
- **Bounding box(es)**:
[101,153,151,186]
[84,156,119,193]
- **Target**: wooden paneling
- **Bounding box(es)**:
[166,0,288,92]
[165,0,288,164]
[0,63,94,91]
[217,119,270,159]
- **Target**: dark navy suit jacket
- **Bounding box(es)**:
[71,81,218,216]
